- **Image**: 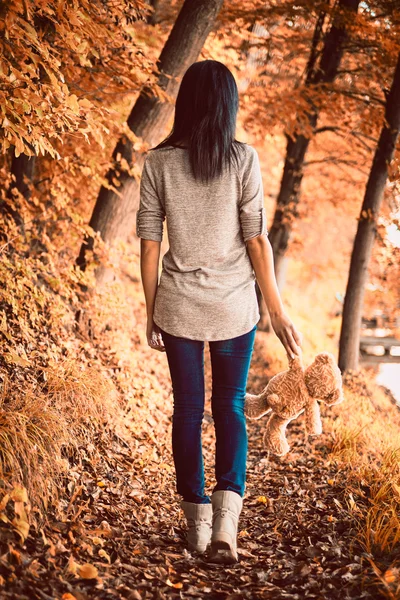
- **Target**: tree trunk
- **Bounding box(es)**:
[267,0,360,289]
[338,52,400,373]
[147,0,161,25]
[77,0,224,284]
[11,153,36,201]
[3,152,36,230]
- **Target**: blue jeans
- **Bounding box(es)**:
[159,324,257,504]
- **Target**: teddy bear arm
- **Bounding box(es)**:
[244,392,271,420]
[304,398,322,436]
[264,392,281,411]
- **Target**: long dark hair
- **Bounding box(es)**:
[152,60,246,183]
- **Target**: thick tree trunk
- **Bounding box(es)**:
[77,0,224,284]
[338,52,400,373]
[267,0,360,292]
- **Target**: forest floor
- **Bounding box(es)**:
[1,259,399,600]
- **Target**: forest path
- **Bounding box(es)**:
[3,300,375,600]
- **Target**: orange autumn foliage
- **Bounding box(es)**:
[0,0,159,158]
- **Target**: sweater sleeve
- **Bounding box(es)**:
[136,153,166,242]
[239,147,268,243]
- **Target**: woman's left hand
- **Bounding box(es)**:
[146,318,165,352]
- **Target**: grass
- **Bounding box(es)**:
[0,374,66,510]
[0,358,124,517]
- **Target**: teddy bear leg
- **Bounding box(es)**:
[263,414,291,456]
[305,398,322,436]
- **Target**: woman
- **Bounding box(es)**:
[136,60,303,564]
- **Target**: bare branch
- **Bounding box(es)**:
[315,126,341,134]
[336,89,385,107]
[304,156,370,177]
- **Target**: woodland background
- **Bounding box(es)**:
[0,1,400,599]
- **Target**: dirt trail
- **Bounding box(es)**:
[1,322,377,600]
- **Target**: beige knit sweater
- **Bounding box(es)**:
[136,143,268,341]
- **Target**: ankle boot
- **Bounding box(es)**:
[181,501,212,553]
[209,490,243,564]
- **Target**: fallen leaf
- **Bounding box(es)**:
[98,548,111,563]
[65,555,79,575]
[10,484,29,503]
[383,568,399,584]
[92,536,103,546]
[12,502,29,542]
[166,578,183,589]
[79,563,98,579]
[0,493,10,511]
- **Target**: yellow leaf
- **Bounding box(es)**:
[10,484,28,503]
[4,350,31,367]
[12,504,29,542]
[79,98,93,109]
[98,549,111,563]
[62,594,78,600]
[79,563,98,579]
[383,568,399,584]
[159,463,172,471]
[65,555,79,575]
[66,94,80,114]
[0,493,10,511]
[166,578,183,589]
[92,536,103,545]
[257,496,268,504]
[76,42,88,54]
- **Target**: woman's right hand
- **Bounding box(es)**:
[146,318,166,352]
[270,311,303,359]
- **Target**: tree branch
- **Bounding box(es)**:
[304,156,369,177]
[314,126,341,134]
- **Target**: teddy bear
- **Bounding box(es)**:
[244,350,344,456]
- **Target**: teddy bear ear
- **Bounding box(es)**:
[316,352,331,363]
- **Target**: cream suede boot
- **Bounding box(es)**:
[209,490,243,564]
[181,501,212,554]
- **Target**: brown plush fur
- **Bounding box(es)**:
[244,350,344,456]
